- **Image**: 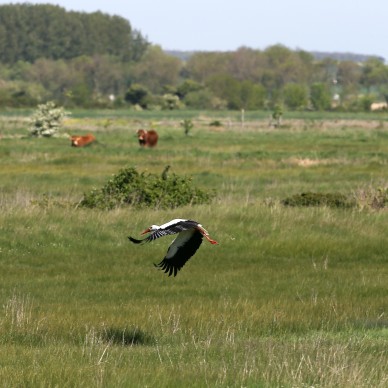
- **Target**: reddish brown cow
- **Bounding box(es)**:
[70,134,96,147]
[137,129,158,147]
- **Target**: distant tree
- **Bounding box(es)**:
[162,94,183,110]
[176,80,204,99]
[130,46,182,93]
[261,69,283,97]
[360,58,388,92]
[185,51,230,83]
[128,29,150,62]
[0,4,149,64]
[283,83,308,110]
[310,83,331,110]
[227,46,265,82]
[182,89,226,110]
[337,61,361,89]
[240,81,266,110]
[206,74,241,109]
[125,84,150,108]
[358,94,374,112]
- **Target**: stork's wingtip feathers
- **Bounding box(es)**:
[128,236,144,244]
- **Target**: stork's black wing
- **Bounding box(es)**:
[154,229,203,277]
[128,236,147,244]
[128,229,181,244]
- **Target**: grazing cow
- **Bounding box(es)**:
[70,133,96,147]
[137,129,158,147]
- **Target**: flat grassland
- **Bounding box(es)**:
[0,111,387,387]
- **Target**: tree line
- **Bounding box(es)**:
[1,4,388,111]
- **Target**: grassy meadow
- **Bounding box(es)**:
[0,110,387,387]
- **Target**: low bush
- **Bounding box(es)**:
[79,166,214,210]
[281,192,356,208]
[209,120,222,127]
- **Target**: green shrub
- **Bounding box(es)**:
[281,192,356,208]
[209,120,222,127]
[180,119,194,135]
[79,166,214,210]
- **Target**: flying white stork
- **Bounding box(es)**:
[128,219,218,277]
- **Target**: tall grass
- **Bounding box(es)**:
[0,112,387,386]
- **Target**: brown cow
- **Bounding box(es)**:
[137,129,158,147]
[70,133,96,147]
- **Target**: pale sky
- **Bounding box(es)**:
[2,0,388,61]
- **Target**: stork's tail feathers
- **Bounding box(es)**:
[128,236,147,244]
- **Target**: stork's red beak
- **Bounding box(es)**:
[141,228,151,235]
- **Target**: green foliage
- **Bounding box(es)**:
[359,94,375,112]
[360,57,388,90]
[162,93,183,110]
[0,4,148,63]
[79,166,214,210]
[29,101,67,137]
[271,104,283,127]
[281,192,356,208]
[176,80,204,98]
[129,46,182,94]
[310,83,332,111]
[183,89,226,110]
[206,75,266,110]
[209,120,222,127]
[124,84,150,108]
[283,83,308,110]
[180,119,194,135]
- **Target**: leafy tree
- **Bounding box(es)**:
[183,89,226,110]
[185,51,229,83]
[130,46,182,94]
[358,94,375,112]
[227,46,265,82]
[206,74,242,109]
[283,83,308,110]
[0,4,148,63]
[360,58,388,91]
[124,84,150,108]
[310,83,331,110]
[176,80,204,99]
[240,81,266,110]
[337,61,361,89]
[162,94,183,110]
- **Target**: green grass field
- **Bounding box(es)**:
[0,110,387,387]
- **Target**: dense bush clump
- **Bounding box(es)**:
[29,101,67,137]
[281,192,356,208]
[79,167,214,210]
